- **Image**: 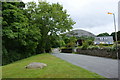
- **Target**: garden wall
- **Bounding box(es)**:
[76,48,117,59]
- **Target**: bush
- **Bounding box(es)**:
[66,42,76,48]
[118,41,120,44]
[2,49,21,65]
[112,44,117,51]
[77,46,82,48]
[61,47,72,49]
[118,44,120,49]
[81,41,89,50]
[87,40,93,45]
[88,45,100,50]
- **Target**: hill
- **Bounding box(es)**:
[66,29,95,37]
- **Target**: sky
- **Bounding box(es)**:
[23,0,119,35]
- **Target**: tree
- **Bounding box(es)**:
[2,2,41,65]
[2,1,75,65]
[2,2,41,53]
[97,32,109,37]
[111,31,120,41]
[25,2,75,53]
[118,31,120,41]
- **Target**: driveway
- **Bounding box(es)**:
[52,53,118,78]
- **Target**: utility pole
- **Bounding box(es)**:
[108,12,118,60]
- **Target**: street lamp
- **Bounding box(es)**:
[108,12,118,59]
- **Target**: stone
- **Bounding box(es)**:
[25,62,47,69]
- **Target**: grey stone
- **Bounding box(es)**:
[25,62,47,69]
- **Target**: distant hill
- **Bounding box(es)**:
[65,29,95,37]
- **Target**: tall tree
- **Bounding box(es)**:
[97,32,109,37]
[2,2,41,65]
[111,31,120,41]
[26,2,75,53]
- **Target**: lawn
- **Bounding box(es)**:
[2,53,104,78]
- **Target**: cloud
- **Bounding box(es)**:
[23,0,119,34]
[74,23,115,35]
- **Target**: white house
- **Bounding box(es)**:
[94,36,114,44]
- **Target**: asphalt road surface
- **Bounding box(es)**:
[52,53,118,78]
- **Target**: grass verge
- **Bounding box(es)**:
[2,53,104,78]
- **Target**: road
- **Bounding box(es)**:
[51,52,118,78]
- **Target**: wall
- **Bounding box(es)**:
[76,48,117,59]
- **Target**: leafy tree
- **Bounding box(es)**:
[118,31,120,41]
[81,41,89,50]
[2,1,75,65]
[60,33,70,44]
[25,2,75,53]
[97,32,109,37]
[2,2,41,65]
[111,32,115,41]
[111,31,120,41]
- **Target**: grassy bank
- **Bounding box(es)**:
[2,53,104,78]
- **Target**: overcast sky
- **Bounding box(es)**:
[23,0,119,35]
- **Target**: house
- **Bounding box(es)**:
[94,36,114,44]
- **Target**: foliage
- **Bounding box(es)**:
[118,44,120,49]
[78,44,114,50]
[58,39,66,47]
[49,36,65,48]
[87,45,100,49]
[25,2,75,53]
[111,32,115,41]
[81,41,89,50]
[97,32,109,37]
[62,37,70,44]
[69,36,77,43]
[118,41,120,44]
[66,42,76,48]
[118,31,120,41]
[87,40,93,45]
[60,34,77,47]
[112,44,120,51]
[2,1,75,65]
[111,31,120,41]
[80,39,94,50]
[2,2,41,65]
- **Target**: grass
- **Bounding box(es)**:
[2,53,104,78]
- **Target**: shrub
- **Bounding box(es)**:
[87,40,93,45]
[110,44,119,51]
[118,44,120,49]
[88,45,100,50]
[81,41,89,50]
[66,42,76,48]
[60,47,72,49]
[118,41,120,44]
[77,46,82,48]
[112,44,117,49]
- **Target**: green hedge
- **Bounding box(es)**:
[2,46,36,65]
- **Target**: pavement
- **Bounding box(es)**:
[51,51,118,78]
